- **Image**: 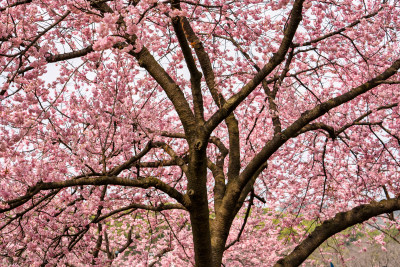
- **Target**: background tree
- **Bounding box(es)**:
[1,0,400,266]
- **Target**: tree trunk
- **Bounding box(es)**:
[188,136,214,266]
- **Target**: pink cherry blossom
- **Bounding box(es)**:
[0,0,400,266]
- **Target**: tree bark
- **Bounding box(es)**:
[187,133,214,266]
[275,198,400,266]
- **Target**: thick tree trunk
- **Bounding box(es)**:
[187,135,214,266]
[210,186,243,266]
[189,206,213,266]
[210,233,227,267]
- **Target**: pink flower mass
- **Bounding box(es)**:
[0,0,400,266]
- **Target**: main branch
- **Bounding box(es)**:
[274,198,400,266]
[2,176,190,213]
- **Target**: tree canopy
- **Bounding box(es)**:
[1,0,400,266]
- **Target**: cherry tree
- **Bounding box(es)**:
[1,0,400,266]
